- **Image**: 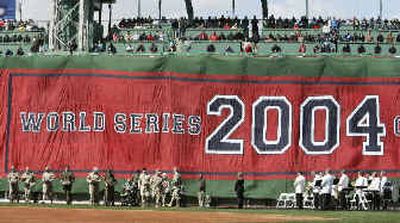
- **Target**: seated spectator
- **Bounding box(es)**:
[377,33,384,43]
[5,49,13,56]
[271,44,282,53]
[168,41,176,52]
[16,47,24,56]
[219,33,226,40]
[386,32,394,44]
[207,44,216,53]
[198,32,208,41]
[146,33,155,41]
[136,44,146,53]
[223,23,231,30]
[298,42,307,53]
[342,44,351,53]
[209,32,219,41]
[357,44,366,54]
[322,23,330,34]
[225,46,234,53]
[313,44,320,53]
[107,43,117,54]
[365,30,373,43]
[374,43,382,54]
[389,44,397,55]
[126,44,134,52]
[242,41,253,53]
[150,43,158,53]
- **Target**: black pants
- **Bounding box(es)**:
[322,194,331,210]
[313,193,320,209]
[105,186,115,206]
[236,192,244,209]
[372,191,381,210]
[296,193,303,209]
[63,185,72,205]
[339,191,347,210]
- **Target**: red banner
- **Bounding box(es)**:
[2,69,400,179]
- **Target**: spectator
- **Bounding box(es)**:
[298,42,307,53]
[146,33,155,41]
[242,41,253,53]
[365,30,373,43]
[377,33,384,43]
[150,43,158,53]
[206,44,216,53]
[136,44,145,53]
[198,31,208,41]
[271,44,282,53]
[68,40,78,55]
[386,32,394,44]
[16,47,24,56]
[5,49,13,56]
[225,46,234,53]
[389,44,397,55]
[126,44,134,53]
[107,43,117,54]
[342,44,351,53]
[374,43,382,54]
[357,44,366,54]
[209,32,219,41]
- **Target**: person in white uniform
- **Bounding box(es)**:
[293,172,306,209]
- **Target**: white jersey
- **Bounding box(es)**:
[355,176,368,188]
[380,176,388,193]
[42,172,55,183]
[312,174,322,193]
[368,177,381,191]
[321,174,334,194]
[293,175,306,194]
[338,174,349,192]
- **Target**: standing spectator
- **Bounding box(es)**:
[234,172,245,209]
[294,172,306,209]
[251,16,259,37]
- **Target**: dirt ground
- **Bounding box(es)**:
[0,206,334,223]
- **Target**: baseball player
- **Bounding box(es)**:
[168,168,182,207]
[87,167,102,205]
[138,168,151,207]
[21,167,35,203]
[161,173,170,207]
[151,171,163,208]
[60,166,75,205]
[7,166,20,203]
[198,174,206,207]
[42,166,55,204]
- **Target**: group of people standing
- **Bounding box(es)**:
[294,170,392,210]
[6,165,184,207]
[7,165,76,204]
[120,168,183,207]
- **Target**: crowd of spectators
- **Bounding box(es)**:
[0,19,43,32]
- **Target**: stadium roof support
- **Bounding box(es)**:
[184,0,194,21]
[49,0,104,52]
[261,0,268,19]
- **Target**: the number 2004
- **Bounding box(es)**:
[205,95,386,156]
